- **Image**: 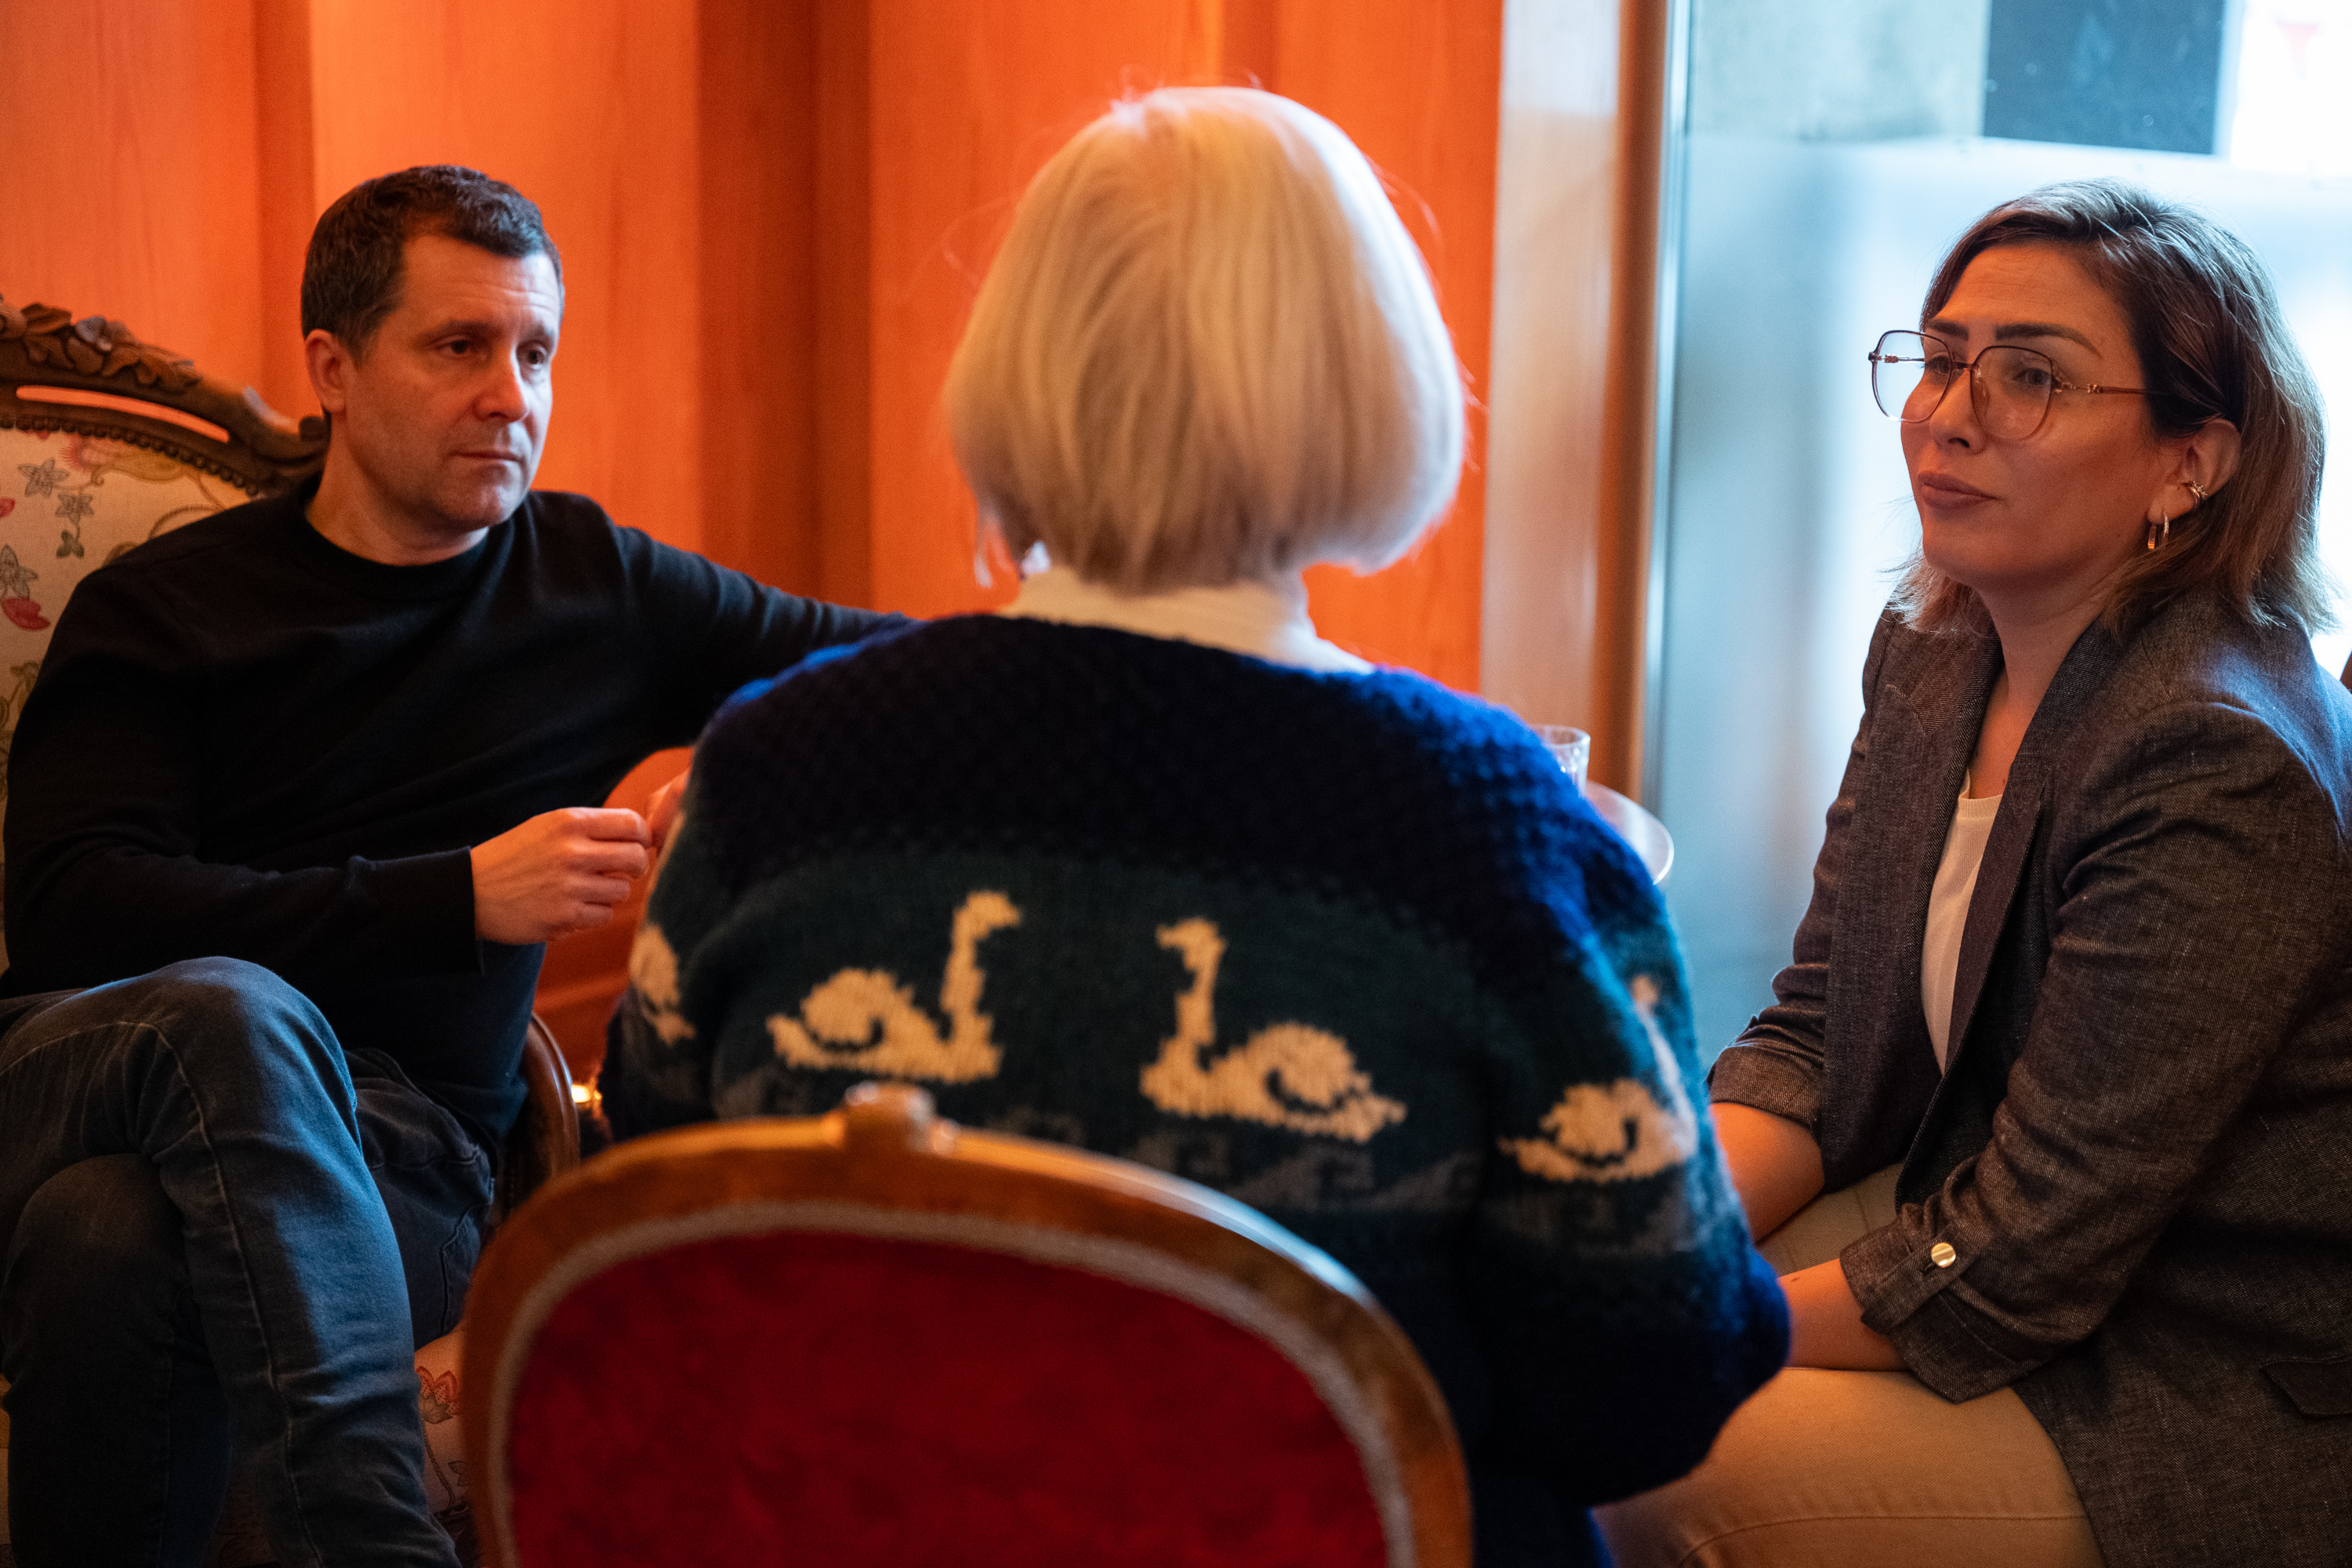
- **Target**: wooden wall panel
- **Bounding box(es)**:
[1480,0,1625,779]
[307,0,704,554]
[0,0,273,404]
[854,0,1503,691]
[1477,0,1666,794]
[697,0,822,594]
[5,0,1531,693]
[815,0,877,608]
[251,0,319,420]
[862,0,1221,619]
[1276,0,1503,692]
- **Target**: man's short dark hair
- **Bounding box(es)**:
[300,165,562,355]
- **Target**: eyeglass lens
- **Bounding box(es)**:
[1869,331,2057,439]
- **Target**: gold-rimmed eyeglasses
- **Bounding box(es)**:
[1867,329,2143,440]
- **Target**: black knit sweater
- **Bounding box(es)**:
[3,482,893,1142]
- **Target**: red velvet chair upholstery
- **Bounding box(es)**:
[461,1082,1471,1568]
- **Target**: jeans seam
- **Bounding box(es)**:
[151,1023,332,1568]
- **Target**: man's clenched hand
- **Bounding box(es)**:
[470,808,651,944]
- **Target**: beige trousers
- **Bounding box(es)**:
[1593,1167,2104,1567]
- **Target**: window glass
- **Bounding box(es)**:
[1657,0,2352,1057]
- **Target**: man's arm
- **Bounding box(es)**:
[5,566,645,987]
[619,524,907,723]
[4,570,474,988]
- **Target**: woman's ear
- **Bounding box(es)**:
[2175,418,2243,517]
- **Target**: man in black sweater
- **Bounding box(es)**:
[0,168,893,1567]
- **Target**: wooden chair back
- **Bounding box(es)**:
[501,1016,583,1221]
[462,1083,1472,1568]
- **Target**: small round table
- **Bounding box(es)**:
[1584,782,1674,886]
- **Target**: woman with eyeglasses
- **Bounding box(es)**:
[1599,182,2352,1567]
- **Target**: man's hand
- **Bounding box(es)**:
[470,808,651,944]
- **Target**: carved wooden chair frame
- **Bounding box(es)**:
[0,293,327,495]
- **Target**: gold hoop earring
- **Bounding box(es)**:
[2146,511,2172,552]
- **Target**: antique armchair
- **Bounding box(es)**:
[0,295,580,1566]
[1,293,325,972]
[460,1081,1472,1568]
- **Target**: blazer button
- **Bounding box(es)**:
[1930,1241,1958,1269]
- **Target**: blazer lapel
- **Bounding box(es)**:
[1943,619,2128,1068]
[1902,619,2135,1199]
[1819,627,2000,1178]
[1860,632,2002,1044]
[1943,760,2046,1068]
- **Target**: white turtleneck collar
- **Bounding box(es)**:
[995,564,1373,673]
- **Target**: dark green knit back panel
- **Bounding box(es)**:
[659,850,1490,1196]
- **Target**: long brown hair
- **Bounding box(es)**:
[1896,180,2330,637]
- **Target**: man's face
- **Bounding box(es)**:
[317,233,562,542]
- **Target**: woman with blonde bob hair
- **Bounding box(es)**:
[947,87,1465,597]
[607,88,1786,1565]
[1602,182,2352,1568]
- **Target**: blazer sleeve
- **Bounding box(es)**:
[1840,697,2352,1401]
[1706,608,1900,1128]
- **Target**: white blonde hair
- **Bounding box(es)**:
[946,87,1465,593]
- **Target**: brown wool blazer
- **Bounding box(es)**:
[1711,594,2352,1568]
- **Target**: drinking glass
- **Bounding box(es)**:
[1533,724,1590,794]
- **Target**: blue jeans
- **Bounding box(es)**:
[0,958,490,1568]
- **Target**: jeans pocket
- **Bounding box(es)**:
[354,1066,495,1345]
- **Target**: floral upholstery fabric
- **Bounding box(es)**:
[0,423,253,968]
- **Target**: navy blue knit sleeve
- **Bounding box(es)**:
[601,781,731,1139]
[1463,892,1789,1504]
